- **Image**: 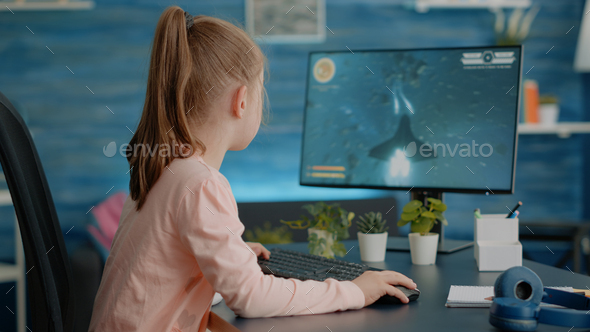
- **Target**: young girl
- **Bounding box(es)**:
[89,6,417,332]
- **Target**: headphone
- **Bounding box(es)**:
[489,266,590,331]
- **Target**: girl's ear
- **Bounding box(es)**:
[232,85,248,119]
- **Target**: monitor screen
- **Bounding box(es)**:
[300,46,522,194]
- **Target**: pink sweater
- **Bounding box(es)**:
[88,154,365,332]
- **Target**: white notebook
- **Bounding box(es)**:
[446,285,574,308]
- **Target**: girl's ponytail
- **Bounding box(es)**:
[128,6,266,210]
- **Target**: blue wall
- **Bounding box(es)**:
[0,0,587,254]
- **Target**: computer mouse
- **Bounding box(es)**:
[375,286,420,305]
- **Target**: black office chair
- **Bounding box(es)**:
[0,91,75,332]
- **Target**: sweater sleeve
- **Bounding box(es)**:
[176,178,366,318]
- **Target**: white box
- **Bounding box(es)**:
[474,214,522,271]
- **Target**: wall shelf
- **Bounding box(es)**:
[517,122,590,138]
[0,0,94,11]
[415,0,531,12]
[0,190,11,205]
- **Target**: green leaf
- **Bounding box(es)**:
[280,218,309,229]
[308,235,327,256]
[433,211,448,226]
[426,197,442,205]
[432,203,447,212]
[421,211,437,219]
[302,203,315,216]
[308,232,318,243]
[403,200,423,212]
[401,210,420,221]
[337,228,350,241]
[410,216,434,234]
[347,212,355,224]
[332,242,347,257]
[397,218,411,227]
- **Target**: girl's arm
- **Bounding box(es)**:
[176,178,365,318]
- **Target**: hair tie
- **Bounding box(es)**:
[184,11,194,30]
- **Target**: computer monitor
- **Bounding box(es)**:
[300,46,522,252]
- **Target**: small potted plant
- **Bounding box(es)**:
[281,202,354,258]
[244,221,294,244]
[356,212,389,262]
[397,198,448,265]
[538,95,560,126]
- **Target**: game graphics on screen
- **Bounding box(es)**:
[301,47,521,192]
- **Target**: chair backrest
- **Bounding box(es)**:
[0,91,75,332]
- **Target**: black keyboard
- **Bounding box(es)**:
[257,248,369,281]
[257,248,420,304]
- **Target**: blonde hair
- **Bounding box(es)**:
[128,6,268,209]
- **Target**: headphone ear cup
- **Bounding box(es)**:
[489,313,538,332]
[494,266,544,304]
[490,298,540,332]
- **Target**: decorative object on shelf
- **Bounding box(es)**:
[281,202,353,258]
[398,198,448,265]
[245,0,326,44]
[244,221,293,244]
[538,95,560,125]
[492,6,539,46]
[523,79,539,123]
[574,0,590,72]
[357,212,389,262]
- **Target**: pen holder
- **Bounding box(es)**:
[474,214,522,271]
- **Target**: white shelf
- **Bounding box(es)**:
[415,0,531,12]
[517,122,590,138]
[0,190,11,206]
[0,0,94,11]
[0,263,20,283]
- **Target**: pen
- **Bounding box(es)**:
[508,211,519,219]
[506,201,522,218]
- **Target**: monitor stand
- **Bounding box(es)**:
[386,191,473,254]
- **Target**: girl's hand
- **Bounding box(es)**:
[246,242,270,259]
[352,270,417,306]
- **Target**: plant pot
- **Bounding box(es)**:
[308,228,336,257]
[539,103,559,125]
[408,232,439,265]
[358,231,388,262]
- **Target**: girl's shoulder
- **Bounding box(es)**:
[166,154,231,192]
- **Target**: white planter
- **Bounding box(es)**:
[308,228,336,257]
[358,232,388,262]
[408,232,439,265]
[539,103,560,125]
